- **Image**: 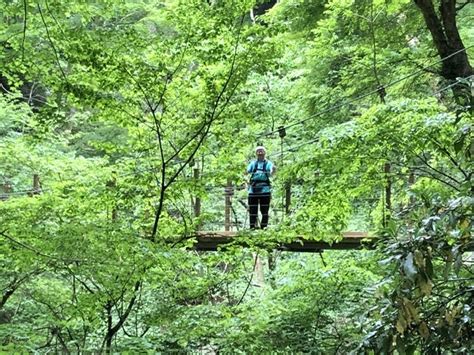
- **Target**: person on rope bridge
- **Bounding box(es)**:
[247,146,275,229]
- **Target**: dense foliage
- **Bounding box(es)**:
[1,0,472,353]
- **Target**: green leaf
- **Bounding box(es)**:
[418,321,429,340]
[396,314,407,334]
[395,335,406,355]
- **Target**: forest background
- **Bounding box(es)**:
[0,0,472,353]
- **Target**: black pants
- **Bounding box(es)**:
[248,194,271,229]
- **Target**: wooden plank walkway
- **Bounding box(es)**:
[194,231,373,252]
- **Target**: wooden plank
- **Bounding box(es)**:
[193,231,373,252]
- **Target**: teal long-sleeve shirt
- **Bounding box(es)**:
[247,159,274,194]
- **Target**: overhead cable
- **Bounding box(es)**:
[258,45,474,139]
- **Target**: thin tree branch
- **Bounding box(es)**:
[37,4,68,84]
[102,280,141,352]
[428,136,469,179]
[21,0,27,61]
[164,15,246,185]
[150,16,246,240]
[412,166,461,191]
[44,0,65,36]
[236,253,259,306]
[0,230,63,261]
[456,1,470,12]
[418,152,461,185]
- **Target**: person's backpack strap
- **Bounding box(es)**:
[264,161,271,184]
[252,160,267,173]
[251,160,271,187]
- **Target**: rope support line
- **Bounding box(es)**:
[257,45,474,139]
[268,75,474,158]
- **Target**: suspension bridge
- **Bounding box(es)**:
[1,174,374,252]
[186,177,373,252]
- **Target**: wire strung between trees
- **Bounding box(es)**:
[268,75,474,159]
[257,45,474,139]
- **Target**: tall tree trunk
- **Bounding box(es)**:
[414,0,473,106]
